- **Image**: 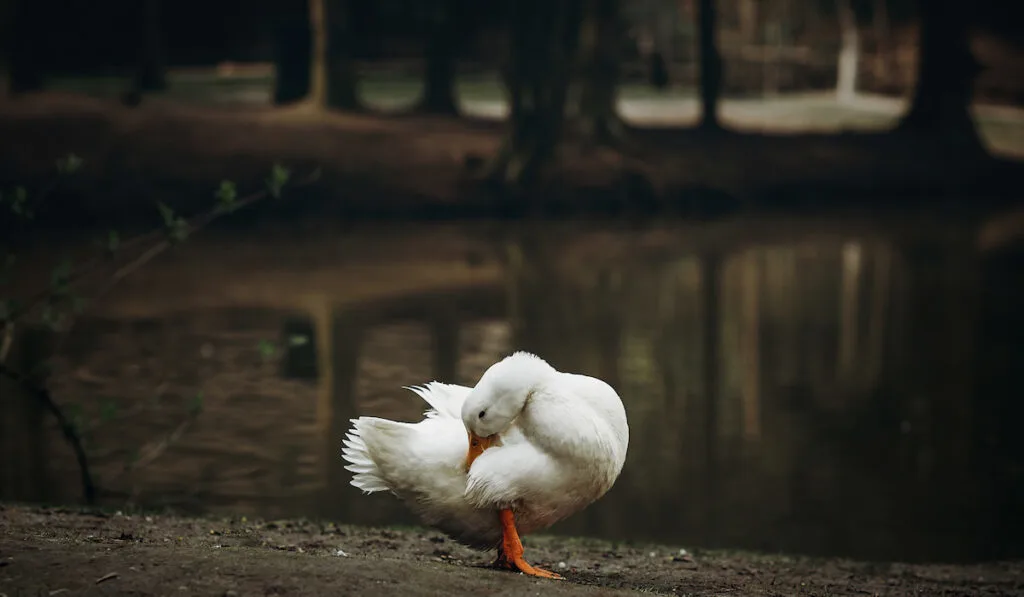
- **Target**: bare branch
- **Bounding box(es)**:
[116,413,197,482]
[81,382,169,436]
[0,166,319,507]
[0,322,13,364]
[0,361,96,504]
[9,169,320,327]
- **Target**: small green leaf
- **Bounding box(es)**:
[169,220,189,242]
[266,163,291,199]
[215,180,238,212]
[41,304,63,330]
[288,334,309,347]
[188,392,204,416]
[156,202,189,242]
[257,339,276,359]
[50,259,72,294]
[106,230,120,254]
[157,202,175,227]
[9,186,31,219]
[71,295,88,314]
[100,400,117,422]
[56,153,84,175]
[66,403,83,434]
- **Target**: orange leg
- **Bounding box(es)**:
[494,509,563,580]
[492,545,515,570]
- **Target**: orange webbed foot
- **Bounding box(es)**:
[492,546,516,570]
[497,509,563,580]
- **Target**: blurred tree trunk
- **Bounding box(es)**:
[738,0,758,43]
[308,0,330,105]
[835,0,859,103]
[483,0,582,187]
[897,0,981,146]
[574,0,624,145]
[134,0,167,93]
[307,0,362,111]
[649,51,669,90]
[4,0,42,94]
[273,7,312,104]
[871,0,896,85]
[0,326,57,503]
[647,0,674,90]
[416,0,462,115]
[696,0,722,130]
[0,0,14,96]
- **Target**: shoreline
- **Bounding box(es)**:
[0,92,1020,235]
[2,504,1022,596]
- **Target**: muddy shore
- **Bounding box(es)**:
[1,504,1022,596]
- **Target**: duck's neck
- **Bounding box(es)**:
[518,384,597,459]
[484,352,557,409]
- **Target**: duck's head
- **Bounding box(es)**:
[461,351,555,469]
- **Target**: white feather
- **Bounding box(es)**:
[339,353,630,550]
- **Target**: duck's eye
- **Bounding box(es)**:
[478,410,487,419]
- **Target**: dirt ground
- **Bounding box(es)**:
[1,504,1022,597]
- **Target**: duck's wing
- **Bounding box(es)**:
[344,382,470,490]
[558,373,630,458]
[464,439,559,509]
[404,381,472,420]
[343,382,470,493]
[344,414,468,493]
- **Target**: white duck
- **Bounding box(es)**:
[341,351,629,579]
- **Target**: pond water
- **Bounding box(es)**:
[2,216,1022,563]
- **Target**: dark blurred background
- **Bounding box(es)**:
[0,0,1023,566]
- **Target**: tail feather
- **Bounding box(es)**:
[341,418,392,493]
[403,381,471,420]
[340,382,471,495]
[339,386,504,548]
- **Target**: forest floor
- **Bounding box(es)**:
[0,87,1022,232]
[2,504,1023,597]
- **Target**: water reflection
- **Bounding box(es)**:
[2,219,1020,563]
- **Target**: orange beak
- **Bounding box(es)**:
[465,430,496,470]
